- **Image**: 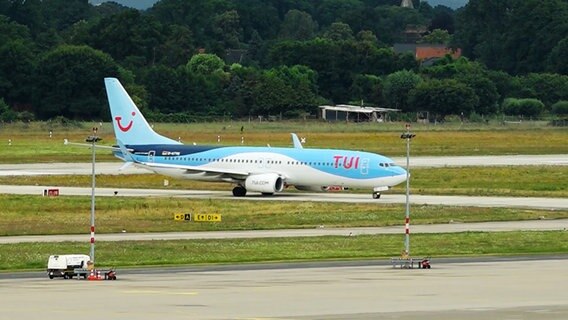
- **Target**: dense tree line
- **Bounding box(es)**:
[0,0,567,123]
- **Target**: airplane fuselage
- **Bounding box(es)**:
[117,144,407,190]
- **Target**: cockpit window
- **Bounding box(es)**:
[379,162,397,168]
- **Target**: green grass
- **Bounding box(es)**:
[2,231,568,271]
[1,194,566,236]
[411,166,568,197]
[1,121,567,163]
[2,165,566,198]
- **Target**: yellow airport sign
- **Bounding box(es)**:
[174,213,191,221]
[193,213,222,222]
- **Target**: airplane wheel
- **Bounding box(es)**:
[372,192,381,199]
[232,186,247,197]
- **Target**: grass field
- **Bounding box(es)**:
[2,231,568,271]
[1,194,566,236]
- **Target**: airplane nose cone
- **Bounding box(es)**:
[392,173,408,185]
[389,167,408,185]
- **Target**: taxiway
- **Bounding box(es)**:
[2,259,567,319]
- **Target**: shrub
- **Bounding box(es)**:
[551,101,568,116]
[502,98,544,117]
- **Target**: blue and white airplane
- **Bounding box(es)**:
[104,77,407,198]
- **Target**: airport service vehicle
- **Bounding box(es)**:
[47,254,90,279]
[103,77,407,199]
[46,255,117,280]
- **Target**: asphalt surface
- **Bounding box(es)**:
[2,184,567,210]
[2,219,567,244]
[2,258,568,319]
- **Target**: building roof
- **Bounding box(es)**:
[393,43,462,61]
[319,104,400,113]
[415,46,461,60]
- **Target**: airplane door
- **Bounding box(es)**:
[148,150,155,163]
[360,158,369,175]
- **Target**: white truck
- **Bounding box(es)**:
[47,254,90,279]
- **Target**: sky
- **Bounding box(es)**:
[89,0,469,10]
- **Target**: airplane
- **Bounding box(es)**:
[104,77,407,198]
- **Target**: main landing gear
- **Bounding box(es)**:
[372,192,381,199]
[232,186,247,197]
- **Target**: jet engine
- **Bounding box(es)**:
[245,173,284,193]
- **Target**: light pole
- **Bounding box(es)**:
[400,123,415,257]
[86,127,101,264]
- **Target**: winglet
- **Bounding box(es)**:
[291,133,303,149]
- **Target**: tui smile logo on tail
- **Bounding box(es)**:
[115,111,135,132]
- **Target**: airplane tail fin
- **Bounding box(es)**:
[104,77,181,145]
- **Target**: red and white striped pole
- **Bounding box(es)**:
[401,123,415,257]
[87,128,101,264]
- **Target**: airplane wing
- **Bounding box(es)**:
[138,161,250,178]
[115,140,249,177]
[64,139,120,150]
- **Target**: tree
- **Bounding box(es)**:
[186,53,225,75]
[213,10,242,49]
[349,74,384,107]
[429,5,455,34]
[502,0,568,74]
[409,79,479,119]
[141,65,184,114]
[315,0,365,28]
[33,45,121,120]
[158,24,195,68]
[0,39,35,108]
[383,70,422,111]
[0,14,32,45]
[373,5,427,44]
[234,0,280,42]
[40,0,92,31]
[456,74,500,115]
[518,73,568,108]
[0,97,17,122]
[88,9,166,68]
[547,37,568,75]
[251,72,294,115]
[278,9,318,40]
[323,22,354,41]
[148,0,233,46]
[419,28,450,44]
[356,30,377,43]
[454,0,568,74]
[270,65,320,112]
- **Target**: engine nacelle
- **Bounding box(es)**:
[245,173,284,193]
